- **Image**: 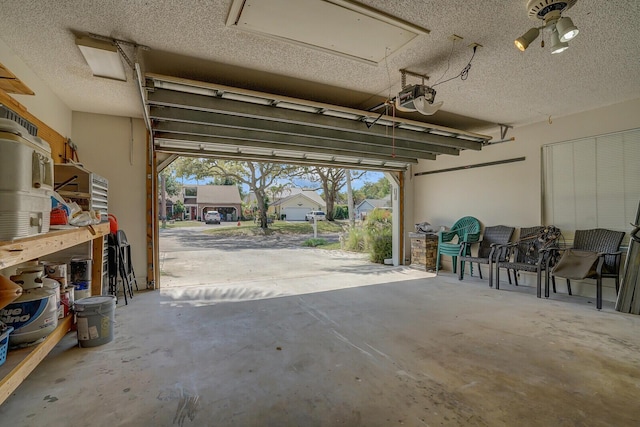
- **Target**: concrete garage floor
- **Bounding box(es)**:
[1,226,640,426]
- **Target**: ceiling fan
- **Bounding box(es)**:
[515,0,580,54]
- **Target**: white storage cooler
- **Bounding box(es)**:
[0,118,53,241]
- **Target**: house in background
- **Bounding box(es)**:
[355,197,391,220]
[182,185,242,221]
[270,189,326,221]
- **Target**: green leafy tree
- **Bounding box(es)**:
[360,177,391,200]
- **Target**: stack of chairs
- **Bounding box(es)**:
[107,230,138,304]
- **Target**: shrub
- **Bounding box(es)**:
[333,205,349,220]
[342,227,366,252]
[303,238,327,247]
[368,227,392,263]
[364,208,392,263]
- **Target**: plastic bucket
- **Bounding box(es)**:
[75,295,116,348]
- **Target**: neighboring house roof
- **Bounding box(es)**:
[356,197,391,211]
[194,185,242,204]
[272,190,325,209]
[246,188,323,206]
[269,187,301,201]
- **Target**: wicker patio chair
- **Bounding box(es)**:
[494,226,562,296]
[457,225,515,286]
[435,216,481,274]
[549,228,625,310]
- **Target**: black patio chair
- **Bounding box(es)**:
[549,228,625,310]
[458,225,515,287]
[494,226,562,296]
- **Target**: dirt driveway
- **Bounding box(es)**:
[158,226,432,302]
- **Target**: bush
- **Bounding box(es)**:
[303,238,328,247]
[342,227,366,252]
[364,208,392,263]
[333,205,349,220]
[368,227,392,263]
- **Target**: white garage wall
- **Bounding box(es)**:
[407,97,640,283]
[71,112,147,284]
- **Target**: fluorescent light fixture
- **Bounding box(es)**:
[221,92,273,105]
[556,16,579,42]
[550,29,569,54]
[321,110,363,120]
[428,130,455,137]
[398,124,426,131]
[274,102,320,113]
[373,118,397,127]
[515,27,540,51]
[75,36,127,81]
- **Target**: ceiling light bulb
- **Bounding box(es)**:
[550,29,569,54]
[515,27,540,51]
[556,16,579,42]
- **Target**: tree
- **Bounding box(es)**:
[360,177,391,200]
[158,164,183,225]
[173,200,185,219]
[175,158,295,228]
[345,169,355,226]
[293,167,365,221]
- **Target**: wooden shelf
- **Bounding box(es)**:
[0,62,34,95]
[57,190,92,199]
[0,223,110,406]
[0,222,109,271]
[0,316,72,405]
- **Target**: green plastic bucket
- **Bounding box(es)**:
[74,296,116,348]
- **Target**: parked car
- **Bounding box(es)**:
[305,211,326,221]
[204,211,221,224]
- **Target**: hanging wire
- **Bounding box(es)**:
[432,39,457,86]
[432,45,478,87]
[384,47,392,100]
[391,103,396,158]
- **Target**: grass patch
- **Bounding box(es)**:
[302,238,328,247]
[316,242,342,250]
[204,220,344,237]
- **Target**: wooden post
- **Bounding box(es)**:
[146,132,159,289]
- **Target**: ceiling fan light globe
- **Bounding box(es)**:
[556,16,579,42]
[550,30,569,54]
[514,27,540,51]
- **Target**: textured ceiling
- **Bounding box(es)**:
[0,0,639,134]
